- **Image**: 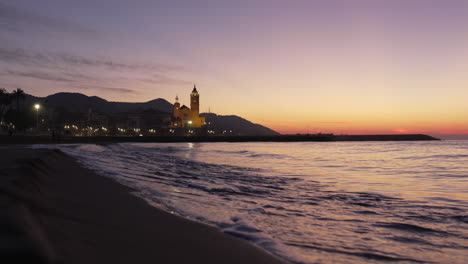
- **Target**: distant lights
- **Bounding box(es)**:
[34,104,40,110]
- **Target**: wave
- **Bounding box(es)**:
[398,154,468,160]
[284,241,426,263]
[374,222,447,235]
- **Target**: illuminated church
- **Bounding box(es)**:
[172,85,206,128]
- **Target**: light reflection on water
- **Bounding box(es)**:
[49,141,468,264]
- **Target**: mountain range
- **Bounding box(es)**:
[26,92,174,114]
[24,92,280,136]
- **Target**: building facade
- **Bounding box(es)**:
[172,85,205,128]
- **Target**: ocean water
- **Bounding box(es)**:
[37,141,468,263]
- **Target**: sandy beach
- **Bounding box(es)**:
[0,147,288,264]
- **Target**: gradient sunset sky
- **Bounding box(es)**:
[1,0,467,135]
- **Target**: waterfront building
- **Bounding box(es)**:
[172,85,205,128]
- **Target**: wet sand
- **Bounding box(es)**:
[0,147,288,264]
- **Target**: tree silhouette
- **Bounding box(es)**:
[0,88,7,100]
[0,88,12,124]
[12,88,25,112]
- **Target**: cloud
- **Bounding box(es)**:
[1,70,104,83]
[0,3,189,91]
[0,69,138,94]
[0,2,98,37]
[3,70,74,82]
[1,69,137,94]
[140,74,191,86]
[72,84,135,94]
[0,47,191,93]
[0,47,185,73]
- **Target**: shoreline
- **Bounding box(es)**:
[0,147,288,264]
[0,133,439,144]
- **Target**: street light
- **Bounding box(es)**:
[34,104,40,132]
[187,120,193,136]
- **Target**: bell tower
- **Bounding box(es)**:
[190,84,199,115]
[173,95,180,118]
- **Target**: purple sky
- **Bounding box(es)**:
[1,0,468,135]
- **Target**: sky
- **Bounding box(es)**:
[1,0,468,136]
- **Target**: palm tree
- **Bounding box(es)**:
[12,88,25,112]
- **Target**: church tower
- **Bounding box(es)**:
[173,95,180,118]
[190,84,199,115]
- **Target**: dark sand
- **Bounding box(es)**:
[0,147,288,264]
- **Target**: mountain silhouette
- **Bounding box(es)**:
[201,113,280,136]
[26,92,173,113]
[24,92,280,135]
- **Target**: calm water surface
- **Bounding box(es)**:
[40,141,468,264]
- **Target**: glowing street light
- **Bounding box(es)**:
[34,104,41,132]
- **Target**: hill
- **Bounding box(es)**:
[201,113,280,136]
[25,92,173,114]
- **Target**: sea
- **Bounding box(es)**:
[37,141,468,264]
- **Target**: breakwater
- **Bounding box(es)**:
[0,134,439,144]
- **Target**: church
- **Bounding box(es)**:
[171,85,206,128]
